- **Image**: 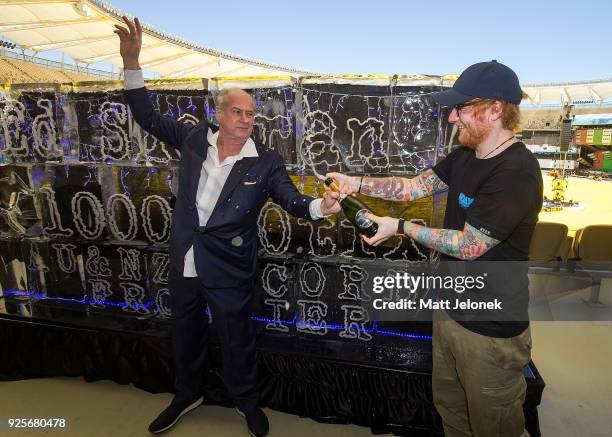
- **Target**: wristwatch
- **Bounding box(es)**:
[397,218,405,235]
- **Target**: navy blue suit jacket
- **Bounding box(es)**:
[125,87,316,288]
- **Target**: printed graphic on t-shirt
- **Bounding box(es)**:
[478,227,491,236]
[458,192,474,209]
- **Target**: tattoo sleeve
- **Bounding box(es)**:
[360,169,448,201]
[402,222,500,260]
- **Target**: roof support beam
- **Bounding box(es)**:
[0,18,105,32]
[29,35,117,51]
[78,52,121,64]
[560,87,571,104]
[140,51,193,69]
[588,86,602,103]
[0,0,73,4]
[79,42,166,63]
[163,59,220,77]
[213,65,248,77]
[526,89,541,105]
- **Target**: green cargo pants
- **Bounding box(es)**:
[432,309,532,437]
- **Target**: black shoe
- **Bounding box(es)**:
[235,407,269,437]
[148,396,203,434]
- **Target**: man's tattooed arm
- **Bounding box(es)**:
[360,169,448,202]
[402,221,500,260]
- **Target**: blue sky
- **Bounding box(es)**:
[68,0,612,84]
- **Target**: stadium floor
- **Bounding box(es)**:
[540,172,612,235]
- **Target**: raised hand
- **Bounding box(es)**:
[113,15,142,70]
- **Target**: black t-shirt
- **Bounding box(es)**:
[432,142,543,337]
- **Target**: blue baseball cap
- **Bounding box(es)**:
[431,60,523,106]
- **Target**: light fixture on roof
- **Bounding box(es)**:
[73,1,93,17]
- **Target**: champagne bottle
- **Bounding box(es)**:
[324,177,378,238]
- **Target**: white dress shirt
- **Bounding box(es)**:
[124,69,328,277]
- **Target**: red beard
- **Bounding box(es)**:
[457,115,491,150]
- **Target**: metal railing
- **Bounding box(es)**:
[1,49,119,80]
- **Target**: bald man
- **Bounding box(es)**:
[115,17,340,437]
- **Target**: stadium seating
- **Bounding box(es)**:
[569,225,612,305]
[529,222,570,270]
[1,56,98,83]
[572,225,612,262]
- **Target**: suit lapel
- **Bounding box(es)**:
[188,126,210,202]
[211,156,258,215]
[189,153,206,200]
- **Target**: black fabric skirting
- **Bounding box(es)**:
[0,314,544,436]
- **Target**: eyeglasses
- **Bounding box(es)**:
[453,102,472,115]
[453,99,486,115]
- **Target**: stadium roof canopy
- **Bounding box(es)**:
[0,0,315,78]
[2,0,612,104]
[521,79,612,107]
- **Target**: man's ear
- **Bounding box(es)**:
[215,107,223,124]
[489,101,503,122]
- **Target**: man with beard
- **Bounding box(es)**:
[327,61,542,436]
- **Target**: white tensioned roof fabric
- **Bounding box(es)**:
[521,78,612,107]
[2,0,612,102]
[0,0,315,78]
